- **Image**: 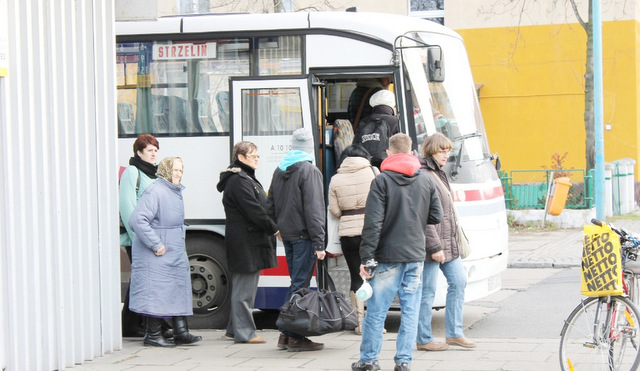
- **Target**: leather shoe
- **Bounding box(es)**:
[245,336,266,344]
[221,332,234,341]
[417,341,449,351]
[446,337,476,348]
[277,333,289,350]
[287,336,324,352]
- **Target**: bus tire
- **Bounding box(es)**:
[185,232,231,329]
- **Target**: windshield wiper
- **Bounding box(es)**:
[477,153,501,171]
[450,132,481,178]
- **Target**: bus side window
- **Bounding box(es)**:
[118,102,135,135]
[191,98,207,133]
[153,95,169,133]
[216,91,229,132]
[167,95,189,133]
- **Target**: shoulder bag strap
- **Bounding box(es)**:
[353,87,375,132]
[135,169,142,200]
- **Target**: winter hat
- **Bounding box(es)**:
[369,89,396,108]
[291,127,314,154]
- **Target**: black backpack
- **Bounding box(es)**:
[353,116,390,167]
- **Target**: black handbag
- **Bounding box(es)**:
[276,259,358,336]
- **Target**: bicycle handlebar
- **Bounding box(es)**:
[591,218,603,227]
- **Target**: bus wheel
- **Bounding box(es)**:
[186,233,230,329]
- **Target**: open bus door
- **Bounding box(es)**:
[229,76,316,189]
[229,76,317,309]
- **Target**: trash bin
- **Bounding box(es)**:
[547,177,572,215]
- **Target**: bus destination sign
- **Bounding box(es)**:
[153,42,217,60]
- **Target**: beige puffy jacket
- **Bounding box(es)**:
[328,156,378,237]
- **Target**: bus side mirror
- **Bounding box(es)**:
[427,47,445,82]
[493,153,501,171]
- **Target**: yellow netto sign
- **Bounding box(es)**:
[580,224,623,297]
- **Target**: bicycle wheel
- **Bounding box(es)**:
[560,296,640,371]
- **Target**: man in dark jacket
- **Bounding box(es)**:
[267,127,326,352]
[351,133,443,371]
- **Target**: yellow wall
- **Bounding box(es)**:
[458,20,639,178]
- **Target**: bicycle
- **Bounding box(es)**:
[559,218,640,371]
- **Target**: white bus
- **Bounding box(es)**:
[116,11,508,329]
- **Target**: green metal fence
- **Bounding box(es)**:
[499,169,594,210]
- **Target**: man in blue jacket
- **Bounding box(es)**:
[351,133,443,371]
[267,127,326,352]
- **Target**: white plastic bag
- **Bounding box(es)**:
[326,213,343,255]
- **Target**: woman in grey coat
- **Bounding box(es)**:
[129,156,201,347]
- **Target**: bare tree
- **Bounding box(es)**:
[569,0,595,170]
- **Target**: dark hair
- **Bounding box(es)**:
[337,144,370,168]
[232,141,258,162]
[133,134,159,155]
[343,144,370,159]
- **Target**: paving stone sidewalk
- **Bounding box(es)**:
[509,213,640,269]
[71,212,639,371]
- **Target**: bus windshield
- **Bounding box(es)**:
[401,32,490,163]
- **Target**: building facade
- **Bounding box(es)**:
[450,0,639,178]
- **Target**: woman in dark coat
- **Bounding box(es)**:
[217,141,279,344]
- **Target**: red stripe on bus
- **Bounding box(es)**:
[453,185,504,202]
[260,256,319,277]
[261,256,290,276]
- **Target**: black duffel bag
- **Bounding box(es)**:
[276,259,358,337]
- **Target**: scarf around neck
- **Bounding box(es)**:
[129,155,158,179]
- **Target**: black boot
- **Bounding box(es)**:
[162,319,174,339]
[143,317,176,347]
[173,316,202,345]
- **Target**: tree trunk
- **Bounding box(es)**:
[583,1,595,171]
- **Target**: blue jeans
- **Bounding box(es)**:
[416,257,467,344]
[359,262,423,364]
[283,239,316,301]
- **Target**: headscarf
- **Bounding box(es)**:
[157,156,183,183]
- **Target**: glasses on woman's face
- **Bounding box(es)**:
[245,154,260,159]
[436,150,451,156]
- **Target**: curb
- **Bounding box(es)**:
[508,262,580,269]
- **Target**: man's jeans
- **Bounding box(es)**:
[283,239,317,301]
[280,239,317,340]
[359,262,423,364]
[417,257,467,344]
